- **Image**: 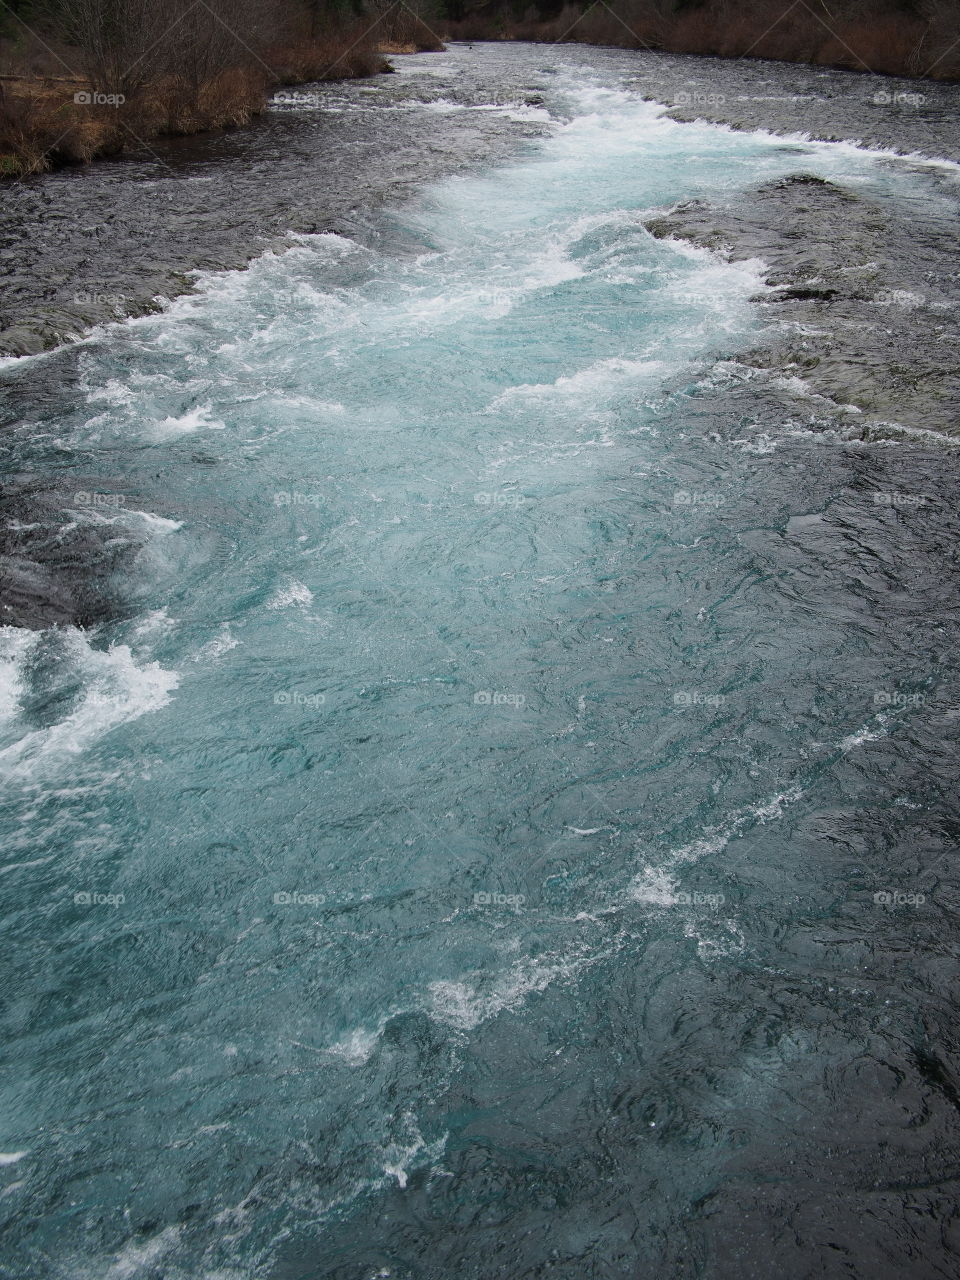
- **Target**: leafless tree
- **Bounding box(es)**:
[45,0,176,94]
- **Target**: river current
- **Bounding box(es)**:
[2,44,960,1280]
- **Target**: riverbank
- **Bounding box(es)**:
[646,171,960,439]
[0,27,444,178]
[445,2,960,81]
[1,37,956,643]
[0,45,557,358]
[2,44,957,361]
[2,41,958,643]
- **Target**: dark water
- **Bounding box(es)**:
[1,43,960,1280]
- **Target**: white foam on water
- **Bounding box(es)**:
[489,356,666,409]
[194,625,240,663]
[839,722,888,753]
[272,395,346,415]
[266,579,314,610]
[284,230,362,254]
[630,866,682,907]
[101,1227,183,1280]
[324,1025,383,1066]
[657,249,770,331]
[85,378,139,408]
[630,90,960,177]
[491,105,554,124]
[0,628,179,779]
[684,917,747,960]
[629,783,806,907]
[182,238,357,308]
[771,373,863,415]
[65,235,365,364]
[0,629,34,727]
[0,1151,28,1165]
[155,404,225,436]
[128,609,178,648]
[468,101,555,123]
[130,510,184,534]
[426,943,600,1031]
[420,98,467,114]
[730,432,780,454]
[750,786,806,824]
[378,1114,447,1190]
[627,709,908,915]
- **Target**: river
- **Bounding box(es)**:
[2,42,960,1280]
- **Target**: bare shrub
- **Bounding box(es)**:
[0,83,61,174]
[367,0,447,51]
[0,79,123,174]
[0,0,400,177]
[44,0,175,96]
[815,16,926,74]
[265,27,389,83]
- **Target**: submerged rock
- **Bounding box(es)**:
[646,174,960,436]
[0,484,137,630]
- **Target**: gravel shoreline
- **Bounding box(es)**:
[646,170,960,438]
[1,44,957,360]
[1,43,957,634]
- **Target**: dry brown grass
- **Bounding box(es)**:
[266,29,391,84]
[372,6,446,53]
[670,6,960,78]
[0,70,265,176]
[0,19,395,177]
[443,2,960,80]
[815,16,930,76]
[0,78,128,175]
[0,86,63,175]
[140,66,268,136]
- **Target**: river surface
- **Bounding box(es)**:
[2,43,960,1280]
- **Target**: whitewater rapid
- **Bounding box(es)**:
[2,48,959,1280]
